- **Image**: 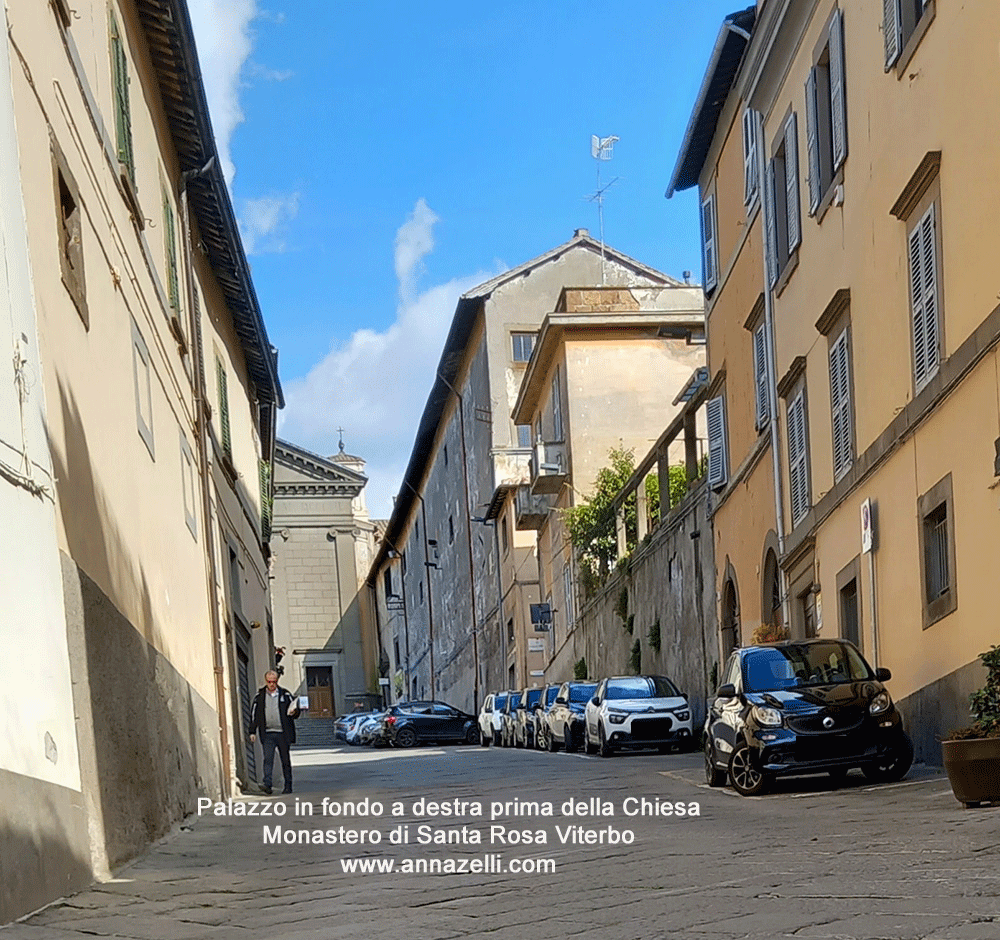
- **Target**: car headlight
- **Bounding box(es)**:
[869,691,891,715]
[674,709,691,721]
[608,711,628,724]
[751,705,783,728]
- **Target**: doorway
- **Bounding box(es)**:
[306,666,334,717]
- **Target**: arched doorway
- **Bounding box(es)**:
[761,547,783,630]
[721,578,740,658]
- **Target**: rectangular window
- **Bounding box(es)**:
[786,388,811,526]
[551,367,563,442]
[884,0,934,71]
[501,515,509,554]
[383,567,393,598]
[562,564,574,629]
[516,424,532,447]
[163,188,181,318]
[705,395,728,490]
[419,581,424,605]
[753,323,769,430]
[918,473,956,628]
[132,319,154,458]
[805,8,847,215]
[109,12,134,184]
[743,108,760,208]
[512,332,536,362]
[829,327,854,481]
[180,431,197,538]
[507,618,514,644]
[215,355,232,462]
[839,577,860,647]
[448,515,454,544]
[54,145,87,327]
[700,192,718,292]
[258,458,272,542]
[908,202,941,391]
[764,114,801,288]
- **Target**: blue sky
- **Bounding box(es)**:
[187,0,744,519]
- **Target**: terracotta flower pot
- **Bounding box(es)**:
[941,736,1000,807]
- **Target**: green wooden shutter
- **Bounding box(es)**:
[163,191,180,313]
[258,459,272,542]
[110,14,134,182]
[216,357,232,460]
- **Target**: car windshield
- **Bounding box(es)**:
[742,642,873,692]
[509,693,522,709]
[544,687,559,705]
[605,676,679,700]
[524,689,542,706]
[495,694,508,710]
[568,683,598,703]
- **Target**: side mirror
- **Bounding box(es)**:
[555,696,566,705]
[531,703,541,711]
[875,667,892,682]
[717,683,737,698]
[591,696,600,706]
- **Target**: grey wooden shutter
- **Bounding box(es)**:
[883,0,901,70]
[764,159,778,288]
[787,390,809,525]
[784,113,801,252]
[829,329,853,480]
[805,70,821,215]
[830,8,847,171]
[217,356,232,460]
[754,324,769,430]
[702,193,717,292]
[706,395,727,490]
[743,108,758,207]
[909,203,939,389]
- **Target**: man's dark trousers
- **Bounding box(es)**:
[261,730,292,793]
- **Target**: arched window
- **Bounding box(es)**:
[762,548,782,628]
[721,579,740,657]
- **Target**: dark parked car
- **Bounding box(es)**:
[534,684,561,750]
[500,690,522,747]
[383,701,480,747]
[514,687,544,748]
[546,681,597,752]
[704,639,913,796]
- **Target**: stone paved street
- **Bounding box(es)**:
[3,745,999,940]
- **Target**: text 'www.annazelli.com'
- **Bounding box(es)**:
[339,855,556,875]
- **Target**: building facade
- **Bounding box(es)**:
[2,0,280,921]
[672,0,1000,760]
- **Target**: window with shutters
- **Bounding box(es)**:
[805,8,847,218]
[181,431,197,539]
[551,367,563,442]
[828,326,854,481]
[917,473,956,628]
[162,188,181,319]
[907,202,941,392]
[786,387,811,527]
[109,11,134,185]
[742,108,760,209]
[753,323,769,431]
[884,0,935,75]
[258,458,272,542]
[763,113,801,291]
[705,395,728,491]
[132,319,154,459]
[215,354,232,462]
[701,192,718,293]
[53,142,88,327]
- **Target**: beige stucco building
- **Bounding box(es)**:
[509,285,705,683]
[671,0,1000,760]
[2,0,281,921]
[270,438,379,738]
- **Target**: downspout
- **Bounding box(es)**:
[753,112,792,631]
[179,159,232,798]
[437,370,480,713]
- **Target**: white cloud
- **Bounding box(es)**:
[239,192,300,254]
[186,0,257,185]
[279,202,503,520]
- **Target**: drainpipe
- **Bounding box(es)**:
[437,370,480,713]
[754,112,792,631]
[179,159,232,798]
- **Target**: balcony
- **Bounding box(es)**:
[530,441,568,495]
[515,485,550,530]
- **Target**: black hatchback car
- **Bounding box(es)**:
[384,701,479,747]
[704,639,913,796]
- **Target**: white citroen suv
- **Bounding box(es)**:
[584,675,692,757]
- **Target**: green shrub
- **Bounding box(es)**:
[629,639,641,675]
[574,657,588,680]
[648,617,661,653]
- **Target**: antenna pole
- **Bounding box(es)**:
[588,135,619,287]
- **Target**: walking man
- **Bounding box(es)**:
[248,670,300,794]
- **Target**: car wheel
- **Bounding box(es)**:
[395,727,417,748]
[704,740,727,787]
[547,726,559,752]
[861,732,914,783]
[598,725,614,758]
[728,742,770,796]
[466,726,480,745]
[564,725,577,753]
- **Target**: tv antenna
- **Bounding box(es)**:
[588,135,619,285]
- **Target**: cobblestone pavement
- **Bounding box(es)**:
[3,744,999,940]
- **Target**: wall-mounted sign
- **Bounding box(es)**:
[528,638,545,652]
[861,498,875,553]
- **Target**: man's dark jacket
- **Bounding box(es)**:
[248,685,300,743]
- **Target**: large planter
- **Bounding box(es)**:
[941,736,1000,807]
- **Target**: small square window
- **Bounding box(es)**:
[511,332,536,363]
[918,473,957,628]
[516,424,532,447]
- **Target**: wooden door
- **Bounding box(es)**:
[307,666,334,717]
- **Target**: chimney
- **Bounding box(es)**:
[574,228,590,238]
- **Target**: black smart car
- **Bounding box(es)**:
[383,701,479,747]
[704,639,913,796]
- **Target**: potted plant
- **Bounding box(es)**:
[941,645,1000,808]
